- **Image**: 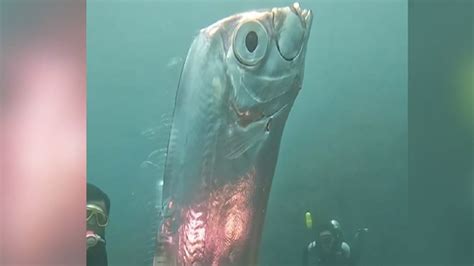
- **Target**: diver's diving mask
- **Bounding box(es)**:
[86,230,106,249]
[86,204,109,227]
[319,230,335,250]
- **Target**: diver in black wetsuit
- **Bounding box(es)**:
[87,183,110,266]
[303,219,368,266]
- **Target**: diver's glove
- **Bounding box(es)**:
[355,228,368,239]
[351,228,369,264]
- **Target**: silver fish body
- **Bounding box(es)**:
[154,3,313,266]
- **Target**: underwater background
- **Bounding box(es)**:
[87,0,407,265]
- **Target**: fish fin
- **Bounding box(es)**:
[151,54,188,265]
[141,113,173,141]
[166,56,184,70]
[140,112,173,266]
[224,118,269,160]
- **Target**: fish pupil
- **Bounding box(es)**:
[245,31,258,53]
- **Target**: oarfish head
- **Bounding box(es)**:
[202,2,313,127]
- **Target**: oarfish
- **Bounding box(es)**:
[154,3,313,265]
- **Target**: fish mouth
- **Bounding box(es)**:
[232,99,289,129]
[262,104,289,132]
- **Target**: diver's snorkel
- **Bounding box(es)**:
[86,230,106,250]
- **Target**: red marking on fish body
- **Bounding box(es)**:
[177,169,256,265]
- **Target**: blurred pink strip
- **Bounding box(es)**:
[1,1,86,265]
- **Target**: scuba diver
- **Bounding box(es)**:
[302,218,368,266]
[87,183,110,266]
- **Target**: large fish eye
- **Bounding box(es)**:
[233,20,268,66]
[274,9,305,61]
